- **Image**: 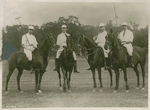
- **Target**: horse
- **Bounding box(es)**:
[57,34,74,92]
[77,34,113,92]
[104,30,146,92]
[5,31,55,94]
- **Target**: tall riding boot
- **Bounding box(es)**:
[130,56,134,68]
[74,60,80,73]
[53,59,59,71]
[53,59,57,71]
[29,61,34,74]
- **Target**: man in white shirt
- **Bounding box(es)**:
[95,23,110,69]
[22,25,38,73]
[54,24,79,73]
[118,22,134,67]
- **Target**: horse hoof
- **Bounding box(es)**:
[92,88,96,92]
[19,91,23,93]
[99,89,103,92]
[68,90,71,93]
[38,90,42,94]
[113,90,117,93]
[36,92,39,95]
[5,91,9,94]
[136,87,140,89]
[125,90,129,93]
[142,88,145,90]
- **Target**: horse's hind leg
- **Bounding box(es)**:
[17,67,23,92]
[140,63,145,89]
[5,65,16,92]
[108,68,113,88]
[35,69,40,93]
[133,64,140,89]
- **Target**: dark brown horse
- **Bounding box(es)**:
[104,30,146,92]
[77,34,113,92]
[57,34,74,92]
[5,32,55,94]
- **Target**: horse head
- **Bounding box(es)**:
[65,34,73,55]
[77,33,87,48]
[46,33,55,47]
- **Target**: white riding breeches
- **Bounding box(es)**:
[24,49,32,61]
[123,43,133,56]
[56,47,77,60]
[98,43,109,58]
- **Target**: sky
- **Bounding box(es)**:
[1,0,150,28]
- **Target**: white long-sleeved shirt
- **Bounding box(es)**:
[56,32,70,47]
[118,29,134,42]
[95,30,107,44]
[22,33,38,51]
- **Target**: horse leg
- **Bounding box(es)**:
[35,69,39,94]
[38,72,44,94]
[57,67,62,90]
[122,66,129,92]
[16,67,23,92]
[97,67,103,92]
[5,66,16,92]
[108,68,113,88]
[114,69,119,92]
[133,64,140,89]
[91,68,97,92]
[67,71,72,92]
[140,63,145,89]
[62,68,67,92]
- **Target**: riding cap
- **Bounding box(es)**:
[99,23,105,27]
[28,25,34,30]
[121,22,128,26]
[61,24,67,29]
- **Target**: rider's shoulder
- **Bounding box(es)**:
[66,33,70,36]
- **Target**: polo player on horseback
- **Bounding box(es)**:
[21,25,38,74]
[117,22,134,68]
[54,24,80,73]
[94,23,110,70]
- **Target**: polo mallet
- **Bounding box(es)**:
[15,17,31,45]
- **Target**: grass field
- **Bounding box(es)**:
[2,56,148,108]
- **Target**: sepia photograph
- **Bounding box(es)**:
[1,0,149,109]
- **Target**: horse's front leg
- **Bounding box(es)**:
[35,69,40,94]
[97,67,103,92]
[57,66,62,90]
[38,72,44,94]
[108,68,113,88]
[67,70,72,92]
[91,68,97,92]
[122,65,129,92]
[62,68,67,92]
[114,69,119,92]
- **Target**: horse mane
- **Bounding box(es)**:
[84,36,97,47]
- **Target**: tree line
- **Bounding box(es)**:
[2,15,148,59]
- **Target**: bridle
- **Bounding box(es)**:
[77,35,100,60]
